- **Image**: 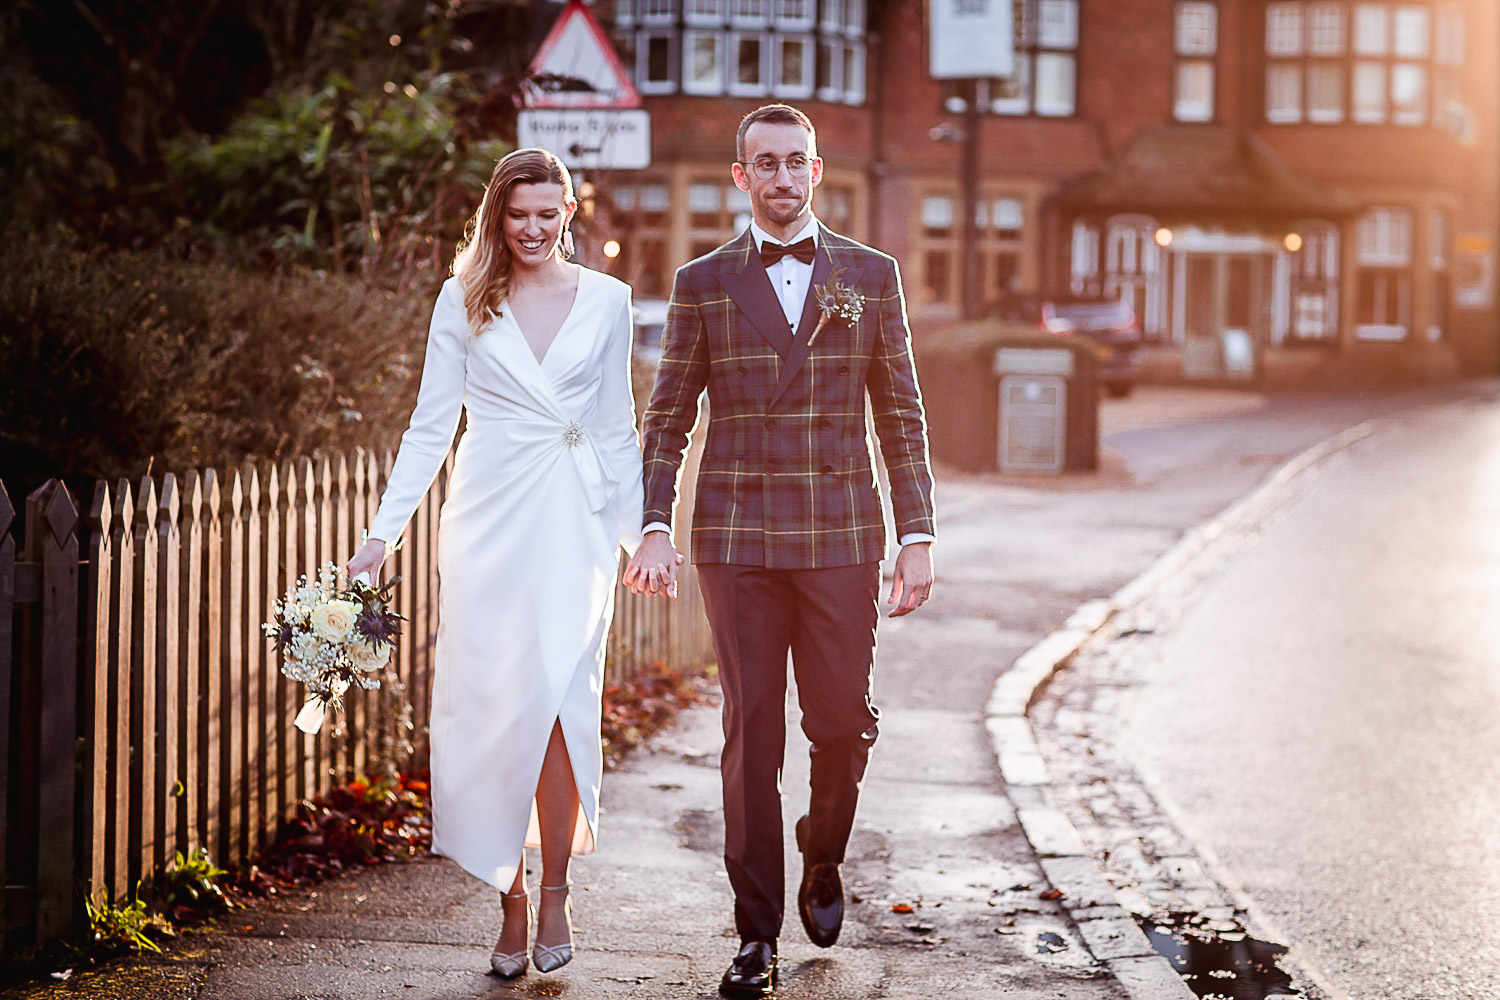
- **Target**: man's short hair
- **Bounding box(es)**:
[736,105,817,163]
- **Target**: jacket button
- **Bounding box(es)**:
[764,418,776,429]
[737,365,749,376]
[819,418,832,429]
[821,464,835,474]
[837,365,850,375]
[764,463,776,474]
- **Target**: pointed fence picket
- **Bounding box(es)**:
[0,444,712,951]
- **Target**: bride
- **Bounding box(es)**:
[347,147,645,978]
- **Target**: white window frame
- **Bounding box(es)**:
[991,0,1080,118]
[1288,220,1340,341]
[1070,222,1101,295]
[1266,2,1304,57]
[842,40,866,104]
[1033,50,1077,117]
[1390,61,1427,125]
[820,0,844,32]
[728,30,771,96]
[1358,206,1413,266]
[683,30,727,94]
[730,0,770,28]
[1356,205,1413,341]
[774,0,815,30]
[1352,61,1388,122]
[922,195,955,234]
[816,36,844,102]
[1176,1,1219,56]
[1392,4,1430,58]
[636,30,679,94]
[1175,60,1216,122]
[1306,61,1345,122]
[685,0,726,26]
[616,0,636,29]
[1307,1,1346,55]
[1037,0,1079,48]
[844,0,866,36]
[1266,63,1303,123]
[991,197,1024,235]
[1353,3,1389,55]
[640,0,677,24]
[772,34,815,97]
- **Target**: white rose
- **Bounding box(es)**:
[349,638,392,673]
[310,599,360,643]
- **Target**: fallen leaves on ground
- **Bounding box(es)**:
[601,661,711,768]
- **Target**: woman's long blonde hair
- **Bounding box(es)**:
[452,147,575,336]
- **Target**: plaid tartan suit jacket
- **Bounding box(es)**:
[640,224,936,569]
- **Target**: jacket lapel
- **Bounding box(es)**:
[768,227,862,411]
[714,231,793,358]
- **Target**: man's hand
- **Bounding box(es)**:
[886,542,933,617]
[624,531,685,597]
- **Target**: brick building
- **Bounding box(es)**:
[585,0,1499,373]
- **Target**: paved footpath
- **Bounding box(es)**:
[9,384,1480,1000]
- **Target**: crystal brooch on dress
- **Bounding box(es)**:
[562,421,584,448]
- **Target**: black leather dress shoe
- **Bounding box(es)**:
[795,815,844,948]
[719,940,777,998]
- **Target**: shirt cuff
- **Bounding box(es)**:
[898,533,936,546]
[643,521,673,536]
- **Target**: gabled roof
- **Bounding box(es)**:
[1054,126,1357,219]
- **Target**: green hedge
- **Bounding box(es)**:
[0,228,434,496]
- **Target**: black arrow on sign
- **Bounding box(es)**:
[569,143,605,157]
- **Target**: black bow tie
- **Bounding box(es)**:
[760,237,815,267]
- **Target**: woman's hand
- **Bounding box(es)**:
[346,538,388,582]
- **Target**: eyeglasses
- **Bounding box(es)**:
[737,155,814,180]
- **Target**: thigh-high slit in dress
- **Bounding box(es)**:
[367,268,644,890]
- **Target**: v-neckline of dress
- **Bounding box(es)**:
[506,268,587,369]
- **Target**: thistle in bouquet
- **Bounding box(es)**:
[263,563,405,734]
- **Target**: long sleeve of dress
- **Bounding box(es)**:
[367,278,469,545]
[598,289,645,555]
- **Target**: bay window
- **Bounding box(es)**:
[1264,2,1459,128]
[625,0,864,103]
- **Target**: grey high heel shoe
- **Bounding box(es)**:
[490,889,532,978]
[531,884,574,973]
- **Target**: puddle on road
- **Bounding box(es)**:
[1136,915,1302,999]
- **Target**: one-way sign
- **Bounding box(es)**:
[517,108,651,171]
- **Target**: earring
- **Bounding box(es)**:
[561,227,576,259]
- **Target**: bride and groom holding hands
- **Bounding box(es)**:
[347,102,936,997]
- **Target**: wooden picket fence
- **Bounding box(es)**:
[0,447,712,952]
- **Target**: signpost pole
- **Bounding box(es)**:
[961,79,983,321]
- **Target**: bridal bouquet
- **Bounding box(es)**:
[263,564,404,734]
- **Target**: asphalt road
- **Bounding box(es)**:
[1125,394,1500,1000]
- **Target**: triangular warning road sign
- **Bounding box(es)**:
[526,0,641,109]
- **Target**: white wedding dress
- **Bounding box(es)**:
[367,267,644,890]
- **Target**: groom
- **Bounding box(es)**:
[625,104,936,997]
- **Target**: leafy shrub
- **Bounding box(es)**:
[161,847,236,920]
[164,74,507,283]
[0,227,435,495]
[83,888,174,956]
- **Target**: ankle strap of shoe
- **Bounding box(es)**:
[539,883,571,892]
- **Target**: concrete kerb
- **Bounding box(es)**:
[986,416,1391,1000]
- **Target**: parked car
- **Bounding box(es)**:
[631,298,669,364]
[1000,294,1142,397]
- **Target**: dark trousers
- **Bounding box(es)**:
[696,561,881,942]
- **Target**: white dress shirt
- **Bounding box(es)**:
[751,216,820,335]
[645,216,934,549]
